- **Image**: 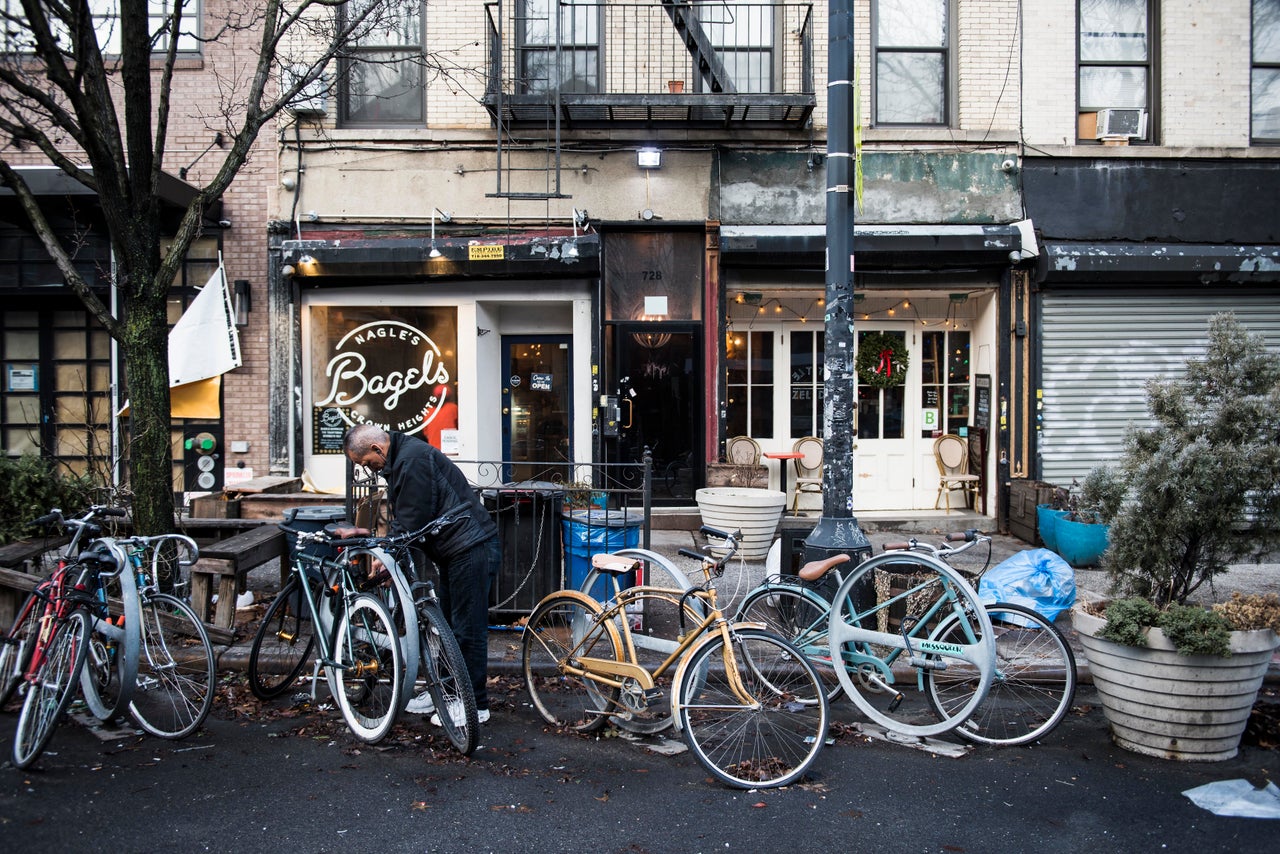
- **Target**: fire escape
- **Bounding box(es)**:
[482,0,815,199]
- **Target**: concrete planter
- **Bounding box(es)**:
[1073,607,1280,761]
[694,487,786,561]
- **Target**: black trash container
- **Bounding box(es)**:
[281,505,348,562]
[483,481,564,617]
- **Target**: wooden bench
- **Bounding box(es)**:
[188,525,289,631]
[0,535,70,573]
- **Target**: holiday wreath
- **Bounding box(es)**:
[856,331,909,388]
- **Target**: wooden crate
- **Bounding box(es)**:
[1008,479,1057,546]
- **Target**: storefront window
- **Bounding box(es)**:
[789,329,824,438]
[309,305,459,453]
[920,329,970,436]
[725,328,772,438]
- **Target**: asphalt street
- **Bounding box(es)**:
[3,518,1278,852]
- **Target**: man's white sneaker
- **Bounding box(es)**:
[404,690,436,715]
[430,703,489,727]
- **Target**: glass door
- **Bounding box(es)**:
[854,323,915,510]
[501,335,572,482]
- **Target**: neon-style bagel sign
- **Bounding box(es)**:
[316,320,451,435]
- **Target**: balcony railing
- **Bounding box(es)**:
[483,1,814,130]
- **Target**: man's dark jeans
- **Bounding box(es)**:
[438,536,500,710]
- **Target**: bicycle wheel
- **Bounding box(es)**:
[827,551,995,738]
[736,583,844,703]
[417,599,478,755]
[79,565,141,722]
[248,579,316,700]
[329,593,402,743]
[926,603,1077,746]
[675,627,828,789]
[0,591,43,709]
[523,591,623,734]
[129,593,215,739]
[13,608,91,769]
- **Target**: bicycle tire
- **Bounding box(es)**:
[827,551,995,738]
[926,602,1077,746]
[341,545,420,713]
[417,599,478,756]
[129,593,215,739]
[675,627,828,789]
[248,579,317,700]
[79,561,141,722]
[0,591,43,709]
[13,608,91,769]
[736,582,844,703]
[523,591,623,734]
[329,593,403,743]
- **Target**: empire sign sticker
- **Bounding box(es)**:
[468,244,504,261]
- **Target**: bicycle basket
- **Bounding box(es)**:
[872,563,980,635]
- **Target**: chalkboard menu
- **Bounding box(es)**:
[314,407,349,454]
[974,375,992,430]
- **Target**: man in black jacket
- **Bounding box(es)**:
[343,423,500,725]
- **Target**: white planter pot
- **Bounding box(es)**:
[694,487,786,561]
[1073,607,1280,761]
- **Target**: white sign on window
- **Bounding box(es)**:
[922,408,939,431]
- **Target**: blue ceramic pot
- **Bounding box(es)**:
[1055,516,1109,567]
[1036,505,1068,551]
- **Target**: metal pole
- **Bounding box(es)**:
[804,0,871,564]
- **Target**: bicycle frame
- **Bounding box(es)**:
[559,571,762,727]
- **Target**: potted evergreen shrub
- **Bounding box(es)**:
[1072,313,1280,760]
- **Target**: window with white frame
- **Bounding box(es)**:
[1255,0,1280,142]
[0,0,201,55]
[872,0,952,125]
[339,0,425,126]
[1078,0,1154,143]
[517,0,599,94]
[725,328,774,438]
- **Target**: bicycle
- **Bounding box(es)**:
[326,515,479,756]
[880,532,1077,746]
[9,507,217,740]
[247,523,403,744]
[523,526,829,789]
[736,532,997,739]
[8,526,129,767]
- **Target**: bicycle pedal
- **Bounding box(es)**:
[886,691,905,713]
[642,687,663,708]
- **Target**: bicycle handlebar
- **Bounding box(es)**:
[675,525,742,576]
[883,529,989,556]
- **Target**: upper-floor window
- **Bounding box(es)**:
[517,0,599,94]
[1255,0,1280,142]
[0,0,201,55]
[872,0,952,126]
[698,1,774,94]
[1078,0,1155,143]
[339,0,424,126]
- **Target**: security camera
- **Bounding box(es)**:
[1000,158,1017,173]
[218,219,232,228]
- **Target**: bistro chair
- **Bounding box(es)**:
[933,434,980,512]
[725,435,762,466]
[790,436,824,514]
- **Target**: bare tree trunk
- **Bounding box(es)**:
[121,298,174,535]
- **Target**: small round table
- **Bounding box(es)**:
[763,451,804,513]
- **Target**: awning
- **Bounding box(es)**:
[281,232,601,280]
[1044,242,1280,283]
[0,164,220,223]
[719,223,1029,270]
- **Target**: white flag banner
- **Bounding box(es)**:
[169,261,242,387]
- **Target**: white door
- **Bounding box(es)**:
[852,323,915,511]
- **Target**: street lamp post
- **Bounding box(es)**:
[803,0,872,565]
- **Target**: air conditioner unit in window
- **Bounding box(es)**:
[1095,108,1147,139]
[282,65,329,117]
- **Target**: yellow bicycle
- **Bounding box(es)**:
[522,526,829,788]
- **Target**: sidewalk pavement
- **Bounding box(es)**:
[225,512,1280,683]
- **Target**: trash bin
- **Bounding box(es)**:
[281,505,348,561]
[483,481,564,616]
[562,508,642,603]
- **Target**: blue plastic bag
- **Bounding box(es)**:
[976,548,1076,622]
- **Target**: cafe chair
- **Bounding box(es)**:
[726,435,762,466]
[933,433,980,512]
[791,436,824,514]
